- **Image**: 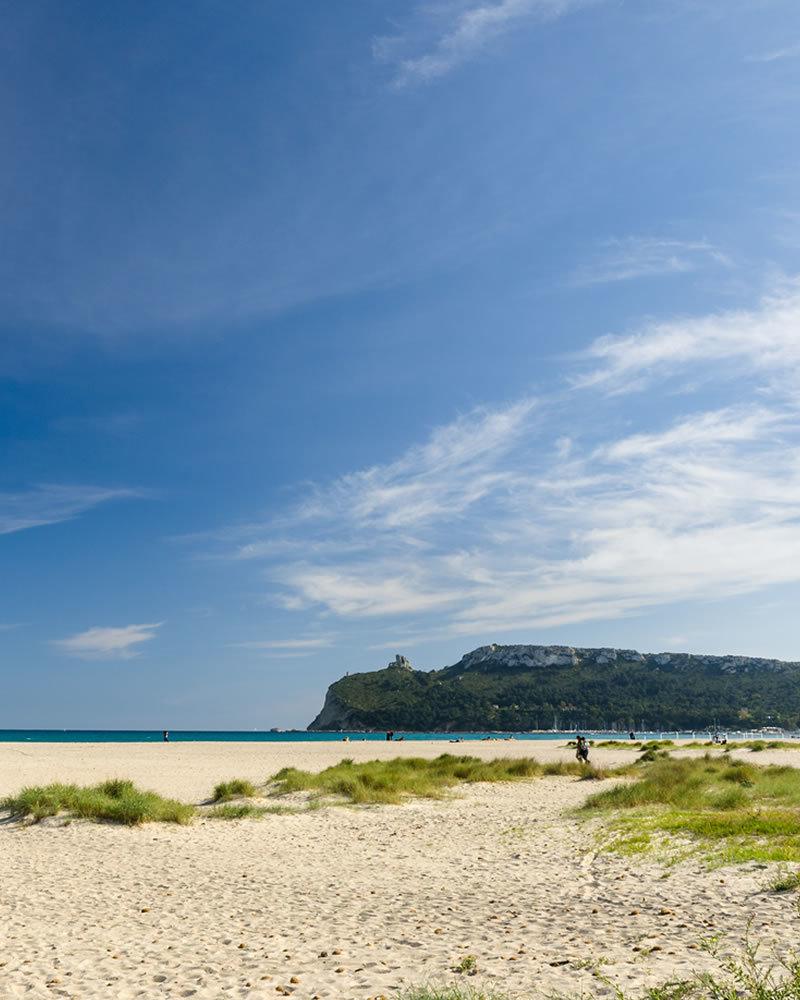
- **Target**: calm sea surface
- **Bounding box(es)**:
[0,729,703,743]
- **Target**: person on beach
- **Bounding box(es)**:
[575,735,589,763]
[162,730,169,742]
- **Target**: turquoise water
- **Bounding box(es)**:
[0,729,694,743]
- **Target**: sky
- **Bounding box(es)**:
[3,0,800,729]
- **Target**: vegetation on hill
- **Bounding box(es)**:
[308,644,800,732]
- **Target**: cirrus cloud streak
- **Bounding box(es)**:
[206,283,800,643]
[52,623,163,661]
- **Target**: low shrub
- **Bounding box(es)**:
[2,780,194,825]
[270,754,602,805]
[212,778,259,802]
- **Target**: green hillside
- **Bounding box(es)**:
[307,645,800,732]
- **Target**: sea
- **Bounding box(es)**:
[0,729,724,743]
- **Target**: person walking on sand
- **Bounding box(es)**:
[575,735,589,764]
[162,729,170,743]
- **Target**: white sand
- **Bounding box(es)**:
[1,740,797,1000]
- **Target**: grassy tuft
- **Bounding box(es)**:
[397,986,509,1000]
[683,740,800,752]
[397,944,800,1000]
[583,755,800,863]
[207,802,302,819]
[595,740,676,750]
[737,740,800,752]
[212,778,259,802]
[270,754,600,806]
[1,780,194,825]
[767,868,800,893]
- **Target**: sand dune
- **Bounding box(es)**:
[1,741,797,1000]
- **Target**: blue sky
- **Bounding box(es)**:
[3,0,800,729]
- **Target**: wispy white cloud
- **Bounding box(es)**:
[376,0,591,87]
[52,623,163,661]
[597,406,783,461]
[575,284,800,391]
[296,398,537,530]
[571,237,732,287]
[204,282,800,642]
[747,42,800,63]
[232,636,335,657]
[279,568,467,618]
[0,484,141,535]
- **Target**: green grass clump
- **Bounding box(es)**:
[684,740,800,752]
[207,802,301,819]
[594,739,675,751]
[767,868,800,893]
[397,944,800,1000]
[583,755,800,863]
[1,779,194,825]
[452,955,478,975]
[398,986,508,1000]
[270,754,599,805]
[212,778,259,802]
[738,740,800,752]
[595,739,641,748]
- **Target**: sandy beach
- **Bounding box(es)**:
[1,740,797,1000]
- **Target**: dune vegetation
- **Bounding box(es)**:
[1,779,194,825]
[1,755,607,824]
[592,739,676,750]
[681,740,800,751]
[206,802,304,819]
[398,942,800,1000]
[270,754,604,805]
[211,778,259,802]
[397,987,508,1000]
[731,740,800,752]
[582,754,800,863]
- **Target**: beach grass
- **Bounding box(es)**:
[211,778,259,802]
[735,740,800,752]
[397,987,509,1000]
[767,868,800,893]
[583,755,800,863]
[682,740,800,751]
[1,779,194,825]
[594,739,676,750]
[270,754,602,805]
[207,802,303,819]
[399,943,800,1000]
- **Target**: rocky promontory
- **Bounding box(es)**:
[307,644,800,732]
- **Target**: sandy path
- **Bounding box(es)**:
[1,742,797,1000]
